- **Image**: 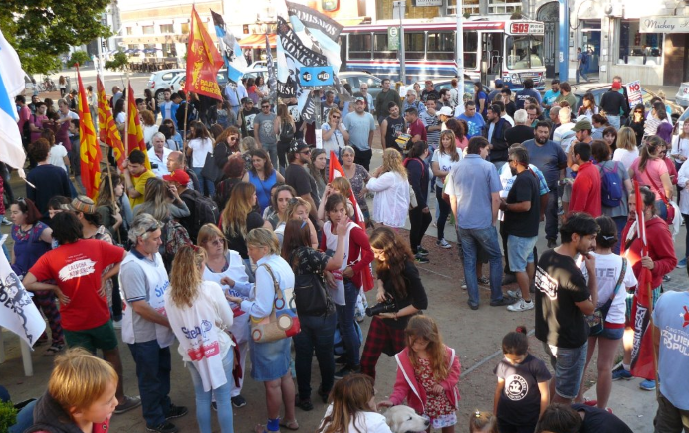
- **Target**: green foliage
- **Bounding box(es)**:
[105,51,129,72]
[0,0,111,75]
[68,50,91,68]
[0,400,18,432]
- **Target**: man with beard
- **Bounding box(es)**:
[523,122,567,248]
[239,97,260,139]
[379,102,405,152]
[498,146,540,312]
[535,212,598,404]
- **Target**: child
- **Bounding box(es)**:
[469,411,499,433]
[25,348,118,433]
[319,177,356,221]
[379,316,461,433]
[493,326,551,433]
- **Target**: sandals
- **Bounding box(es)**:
[44,343,65,356]
[279,419,299,431]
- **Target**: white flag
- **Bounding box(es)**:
[0,29,27,171]
[0,252,46,347]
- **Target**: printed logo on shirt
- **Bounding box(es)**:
[245,114,257,130]
[504,374,529,400]
[391,122,403,138]
[660,323,689,356]
[535,266,558,300]
[260,120,274,137]
[182,320,221,360]
[683,305,689,328]
[58,259,97,282]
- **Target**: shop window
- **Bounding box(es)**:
[427,32,454,61]
[618,20,663,66]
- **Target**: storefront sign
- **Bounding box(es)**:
[640,16,689,33]
[413,0,443,6]
[508,22,545,35]
[626,81,643,108]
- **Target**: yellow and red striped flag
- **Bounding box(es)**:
[126,83,151,170]
[97,76,125,170]
[77,64,102,199]
[186,5,224,100]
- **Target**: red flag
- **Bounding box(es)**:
[630,180,656,380]
[96,76,125,170]
[186,6,224,100]
[77,64,102,199]
[126,84,151,170]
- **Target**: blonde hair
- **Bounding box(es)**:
[331,177,352,198]
[469,411,498,433]
[246,228,279,254]
[285,197,311,220]
[240,136,257,153]
[48,348,118,415]
[196,223,226,252]
[328,107,342,120]
[381,148,407,180]
[616,127,637,151]
[168,245,207,308]
[221,182,256,238]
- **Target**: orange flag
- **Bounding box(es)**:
[97,76,125,170]
[126,83,151,170]
[186,5,224,100]
[77,64,102,199]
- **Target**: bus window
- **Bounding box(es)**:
[463,31,478,69]
[373,33,397,59]
[427,32,454,60]
[506,35,545,69]
[348,34,372,60]
[404,32,425,60]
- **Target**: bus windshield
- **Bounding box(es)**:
[506,35,545,70]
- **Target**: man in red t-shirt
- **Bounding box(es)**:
[24,212,140,414]
[568,141,601,217]
[404,107,427,152]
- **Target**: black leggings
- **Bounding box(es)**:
[277,140,291,173]
[409,206,432,254]
[435,187,451,241]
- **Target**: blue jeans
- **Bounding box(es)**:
[335,281,360,367]
[128,341,172,428]
[459,225,504,306]
[193,167,216,197]
[656,199,668,221]
[9,400,36,433]
[187,350,235,433]
[607,115,621,130]
[576,67,588,84]
[293,313,337,398]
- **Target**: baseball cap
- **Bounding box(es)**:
[572,119,593,132]
[163,169,190,185]
[354,96,365,102]
[437,106,453,117]
[290,139,310,153]
[611,82,621,89]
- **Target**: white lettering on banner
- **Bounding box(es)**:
[58,258,96,282]
[631,304,648,363]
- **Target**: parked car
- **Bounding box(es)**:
[248,61,277,71]
[676,82,689,108]
[573,83,683,123]
[168,70,229,94]
[241,68,269,83]
[149,69,186,103]
[336,72,383,100]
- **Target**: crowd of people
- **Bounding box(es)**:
[5,73,689,433]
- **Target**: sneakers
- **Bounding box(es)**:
[639,379,656,391]
[335,355,347,365]
[506,289,522,299]
[296,397,314,411]
[677,257,687,268]
[165,404,188,420]
[436,239,452,249]
[112,319,122,329]
[460,280,467,290]
[334,364,360,379]
[414,253,430,264]
[114,395,141,414]
[416,247,429,256]
[611,366,632,381]
[467,300,479,311]
[478,276,489,285]
[547,238,557,249]
[490,297,517,307]
[507,298,534,312]
[663,274,671,282]
[231,395,247,408]
[146,422,178,433]
[1,217,11,226]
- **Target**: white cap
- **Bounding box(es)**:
[437,106,453,117]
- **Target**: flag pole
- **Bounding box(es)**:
[102,163,122,244]
[123,76,129,157]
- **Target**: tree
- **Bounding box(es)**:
[0,0,111,75]
[105,52,129,72]
[68,51,92,68]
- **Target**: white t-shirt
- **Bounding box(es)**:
[321,122,347,157]
[431,149,462,187]
[115,111,125,125]
[188,137,214,168]
[671,135,689,163]
[48,144,68,172]
[612,148,640,172]
[580,252,637,325]
[320,405,393,433]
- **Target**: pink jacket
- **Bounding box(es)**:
[389,346,461,414]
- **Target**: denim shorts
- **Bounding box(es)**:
[507,235,538,273]
[249,337,291,381]
[598,326,624,340]
[543,341,588,399]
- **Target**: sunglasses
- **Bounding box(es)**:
[207,238,225,246]
[262,105,271,109]
[332,115,341,119]
[300,150,312,155]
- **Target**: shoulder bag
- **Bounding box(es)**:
[201,143,225,184]
[250,263,301,343]
[586,258,626,336]
[289,248,334,317]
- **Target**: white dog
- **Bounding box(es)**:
[383,405,430,433]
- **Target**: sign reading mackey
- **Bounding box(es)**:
[640,16,689,33]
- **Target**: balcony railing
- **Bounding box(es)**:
[447,0,521,16]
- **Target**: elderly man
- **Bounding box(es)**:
[166,150,200,191]
[403,89,425,115]
[147,133,172,177]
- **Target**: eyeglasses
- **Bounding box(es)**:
[145,222,160,233]
[300,150,312,155]
[262,105,271,109]
[332,115,341,119]
[207,238,225,246]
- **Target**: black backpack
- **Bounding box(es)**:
[21,114,34,146]
[279,119,295,143]
[181,189,220,241]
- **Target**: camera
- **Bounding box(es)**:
[365,299,397,317]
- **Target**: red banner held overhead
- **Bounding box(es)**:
[186,6,224,100]
[77,64,102,199]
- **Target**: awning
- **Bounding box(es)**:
[239,34,276,49]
